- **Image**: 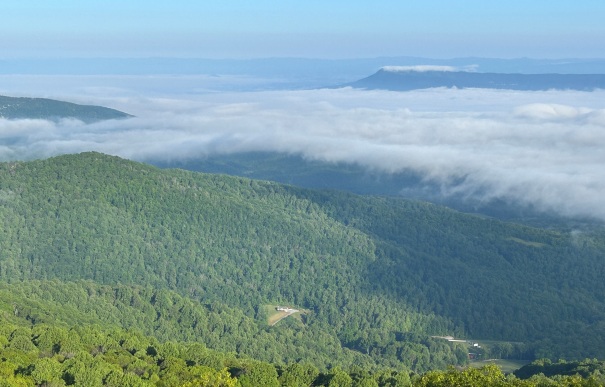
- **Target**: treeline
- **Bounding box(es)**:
[416,362,605,387]
[0,280,374,370]
[0,321,411,386]
[1,152,605,369]
[514,358,605,380]
[1,321,602,386]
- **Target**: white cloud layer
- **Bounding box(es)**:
[1,85,605,221]
[382,65,458,72]
[381,65,479,73]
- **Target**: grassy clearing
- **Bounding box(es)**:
[264,304,310,326]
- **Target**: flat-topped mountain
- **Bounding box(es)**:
[0,95,132,123]
[347,66,605,91]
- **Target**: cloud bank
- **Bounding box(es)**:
[382,65,458,72]
[1,85,604,221]
[381,65,479,73]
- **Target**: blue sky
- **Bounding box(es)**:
[2,0,605,58]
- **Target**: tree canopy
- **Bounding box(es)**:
[0,152,604,377]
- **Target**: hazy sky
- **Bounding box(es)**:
[2,0,605,58]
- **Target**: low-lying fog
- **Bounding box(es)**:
[1,75,604,221]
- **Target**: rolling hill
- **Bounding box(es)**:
[0,95,132,123]
[1,152,604,372]
[153,152,576,225]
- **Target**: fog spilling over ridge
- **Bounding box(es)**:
[1,84,604,222]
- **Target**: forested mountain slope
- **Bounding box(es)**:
[0,280,373,370]
[1,152,604,369]
[0,95,132,122]
[154,152,575,224]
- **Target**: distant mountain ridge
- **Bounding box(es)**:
[0,95,132,123]
[3,57,605,92]
[347,67,605,91]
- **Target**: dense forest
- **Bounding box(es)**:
[0,152,604,384]
[1,293,604,385]
[153,151,591,224]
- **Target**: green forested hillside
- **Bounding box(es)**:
[298,190,605,359]
[0,95,132,123]
[0,280,372,369]
[1,283,603,385]
[0,152,604,373]
[154,152,576,223]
